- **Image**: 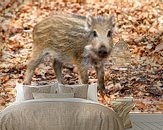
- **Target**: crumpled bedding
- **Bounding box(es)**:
[0,98,126,130]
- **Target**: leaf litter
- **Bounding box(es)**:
[0,0,162,113]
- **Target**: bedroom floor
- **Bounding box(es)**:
[128,114,163,130]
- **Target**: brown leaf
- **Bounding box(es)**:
[154,43,163,52]
[1,75,10,83]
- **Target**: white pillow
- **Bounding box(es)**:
[87,83,98,102]
[15,82,24,102]
[56,83,98,102]
[58,84,88,99]
[32,92,74,99]
[15,82,58,102]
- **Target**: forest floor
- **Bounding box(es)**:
[0,0,163,113]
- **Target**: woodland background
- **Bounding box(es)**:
[0,0,163,113]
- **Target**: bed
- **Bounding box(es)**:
[0,83,134,130]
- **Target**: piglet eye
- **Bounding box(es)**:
[107,31,112,37]
[93,30,97,37]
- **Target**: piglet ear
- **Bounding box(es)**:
[86,15,93,30]
[109,15,115,27]
[109,15,117,33]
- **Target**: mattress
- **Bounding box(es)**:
[0,98,126,130]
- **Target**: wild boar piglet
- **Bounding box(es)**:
[24,14,115,90]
